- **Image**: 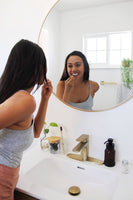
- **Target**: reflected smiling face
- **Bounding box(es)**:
[67,56,84,80]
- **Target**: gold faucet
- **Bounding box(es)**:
[67,134,103,165]
[67,134,89,161]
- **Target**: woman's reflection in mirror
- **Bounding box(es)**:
[56,51,99,110]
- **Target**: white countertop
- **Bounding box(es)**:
[16,140,133,200]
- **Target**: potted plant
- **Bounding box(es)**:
[40,122,58,149]
[122,58,132,68]
[121,58,133,89]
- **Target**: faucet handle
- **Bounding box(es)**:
[76,134,88,142]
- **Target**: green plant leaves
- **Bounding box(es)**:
[49,122,58,127]
[122,58,132,68]
[43,122,58,135]
[121,58,133,89]
[44,128,49,134]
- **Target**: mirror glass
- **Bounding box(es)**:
[39,0,133,111]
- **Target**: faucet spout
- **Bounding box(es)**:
[73,134,88,152]
[72,141,87,152]
[67,134,89,161]
[67,134,103,165]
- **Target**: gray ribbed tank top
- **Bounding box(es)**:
[0,121,34,168]
[69,81,93,110]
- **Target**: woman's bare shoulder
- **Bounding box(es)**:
[0,91,36,129]
[57,81,65,86]
[57,81,65,89]
[56,81,65,97]
[6,90,36,114]
[90,80,99,91]
[14,91,36,111]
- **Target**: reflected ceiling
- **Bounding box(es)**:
[56,0,132,11]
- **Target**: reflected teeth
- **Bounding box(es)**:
[72,73,78,76]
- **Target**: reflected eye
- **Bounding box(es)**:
[68,64,73,68]
[75,63,81,67]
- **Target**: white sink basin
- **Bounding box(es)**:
[19,154,118,200]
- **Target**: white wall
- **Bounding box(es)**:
[90,68,121,109]
[1,0,133,163]
[0,0,57,76]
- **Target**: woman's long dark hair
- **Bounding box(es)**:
[60,51,90,81]
[0,39,47,103]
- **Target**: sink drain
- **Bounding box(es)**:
[68,186,80,196]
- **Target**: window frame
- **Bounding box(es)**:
[83,31,133,69]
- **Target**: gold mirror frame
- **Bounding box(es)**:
[38,0,133,112]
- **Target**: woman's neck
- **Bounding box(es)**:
[73,78,87,87]
[25,87,34,93]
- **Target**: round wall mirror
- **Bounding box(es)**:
[38,0,133,111]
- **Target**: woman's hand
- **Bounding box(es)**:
[56,76,76,103]
[65,76,75,92]
[34,79,53,138]
[41,79,53,100]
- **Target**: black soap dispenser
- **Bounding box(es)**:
[104,138,115,167]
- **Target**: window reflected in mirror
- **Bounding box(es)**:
[83,31,132,67]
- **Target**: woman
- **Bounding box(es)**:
[0,39,52,199]
[56,51,99,110]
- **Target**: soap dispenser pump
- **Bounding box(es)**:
[104,138,115,167]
